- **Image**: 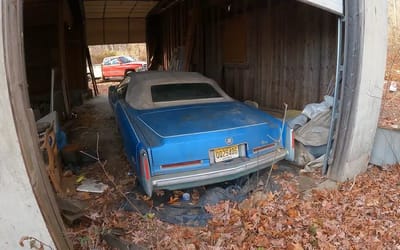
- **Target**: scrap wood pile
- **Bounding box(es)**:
[68,164,400,249]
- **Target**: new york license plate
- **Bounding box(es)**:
[214,145,239,163]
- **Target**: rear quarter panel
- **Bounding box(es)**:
[114,102,144,174]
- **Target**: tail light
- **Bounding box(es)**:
[292,130,295,149]
[140,151,150,180]
[284,127,296,162]
[161,160,202,169]
[253,143,276,154]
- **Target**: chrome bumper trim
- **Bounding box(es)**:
[151,148,287,190]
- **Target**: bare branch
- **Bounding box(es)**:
[87,133,143,215]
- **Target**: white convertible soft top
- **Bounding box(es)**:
[125,71,233,110]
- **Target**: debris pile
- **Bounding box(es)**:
[287,96,333,172]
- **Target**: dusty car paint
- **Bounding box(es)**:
[109,71,292,195]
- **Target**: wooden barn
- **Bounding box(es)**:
[0,0,387,248]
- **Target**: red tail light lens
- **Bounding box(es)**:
[292,130,295,149]
[253,143,276,153]
[141,152,150,180]
[161,160,202,169]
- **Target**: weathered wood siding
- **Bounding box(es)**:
[147,0,337,110]
[24,0,87,113]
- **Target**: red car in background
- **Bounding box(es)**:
[101,55,147,80]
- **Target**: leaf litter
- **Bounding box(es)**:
[67,163,400,249]
[66,97,400,249]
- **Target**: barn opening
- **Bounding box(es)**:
[21,0,343,180]
[146,0,339,111]
[12,0,351,247]
[23,0,341,116]
[22,0,342,170]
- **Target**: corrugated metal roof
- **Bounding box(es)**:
[84,0,158,44]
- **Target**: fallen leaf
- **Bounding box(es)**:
[76,192,91,200]
[287,208,299,218]
[168,196,180,204]
[141,195,151,201]
[145,213,155,219]
[266,192,275,201]
[287,242,304,250]
[191,190,200,202]
[76,175,85,183]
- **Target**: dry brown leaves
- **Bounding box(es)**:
[69,147,400,250]
[67,178,169,249]
[69,164,400,249]
[194,165,400,249]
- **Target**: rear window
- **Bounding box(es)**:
[151,83,221,102]
[119,56,136,63]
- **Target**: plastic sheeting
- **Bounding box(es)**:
[302,96,333,119]
[122,166,296,226]
[288,96,333,168]
[295,110,332,147]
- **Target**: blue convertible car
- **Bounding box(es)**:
[109,71,294,196]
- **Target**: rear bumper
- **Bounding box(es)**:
[151,148,287,191]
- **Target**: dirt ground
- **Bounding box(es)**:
[89,80,119,96]
[62,94,138,248]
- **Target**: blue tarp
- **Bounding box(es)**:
[122,165,296,226]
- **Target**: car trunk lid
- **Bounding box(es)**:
[138,101,279,137]
[136,102,284,175]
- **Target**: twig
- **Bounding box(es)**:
[280,103,289,142]
[96,133,100,161]
[264,103,288,191]
[79,150,99,161]
[349,176,356,191]
[19,236,54,250]
[264,162,275,192]
[91,133,142,214]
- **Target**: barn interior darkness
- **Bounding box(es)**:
[23,0,337,120]
[19,1,338,247]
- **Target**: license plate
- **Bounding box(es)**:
[214,145,239,163]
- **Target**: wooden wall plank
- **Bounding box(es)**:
[5,0,72,248]
[147,0,337,110]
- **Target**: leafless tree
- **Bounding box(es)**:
[386,0,400,81]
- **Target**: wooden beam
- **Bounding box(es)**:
[2,0,72,248]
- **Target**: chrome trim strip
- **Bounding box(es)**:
[151,148,286,189]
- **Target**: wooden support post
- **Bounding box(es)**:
[86,47,99,96]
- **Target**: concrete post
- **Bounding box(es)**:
[329,0,388,180]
